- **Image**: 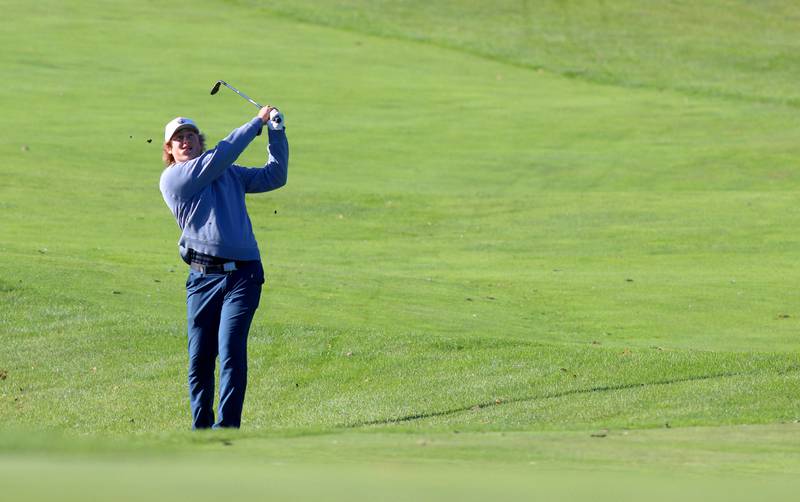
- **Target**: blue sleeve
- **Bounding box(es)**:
[159,118,263,199]
[231,128,289,193]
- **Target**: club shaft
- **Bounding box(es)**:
[221,81,263,109]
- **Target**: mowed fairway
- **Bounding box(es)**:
[1,0,800,499]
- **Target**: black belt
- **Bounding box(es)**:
[190,261,246,274]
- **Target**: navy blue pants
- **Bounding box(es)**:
[185,260,264,429]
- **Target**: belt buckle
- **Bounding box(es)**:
[223,262,237,272]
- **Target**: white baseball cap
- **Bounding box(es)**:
[164,117,200,142]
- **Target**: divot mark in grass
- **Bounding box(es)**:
[0,369,8,380]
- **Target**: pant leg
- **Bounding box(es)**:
[214,262,264,428]
[186,270,225,429]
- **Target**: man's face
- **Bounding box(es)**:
[169,128,201,163]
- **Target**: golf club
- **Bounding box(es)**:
[210,80,283,126]
[210,80,263,109]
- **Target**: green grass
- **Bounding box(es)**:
[2,0,800,498]
[260,0,800,107]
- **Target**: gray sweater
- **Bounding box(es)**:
[159,117,289,262]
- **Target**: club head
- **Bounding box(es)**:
[210,81,223,95]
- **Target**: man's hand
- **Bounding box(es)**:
[258,106,276,124]
[258,106,285,130]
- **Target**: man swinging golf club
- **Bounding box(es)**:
[159,101,288,429]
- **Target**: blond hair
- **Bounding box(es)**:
[163,134,206,166]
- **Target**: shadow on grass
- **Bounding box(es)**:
[346,364,800,428]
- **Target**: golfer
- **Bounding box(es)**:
[159,106,288,429]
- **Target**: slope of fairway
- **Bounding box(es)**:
[1,0,800,491]
[260,0,800,106]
